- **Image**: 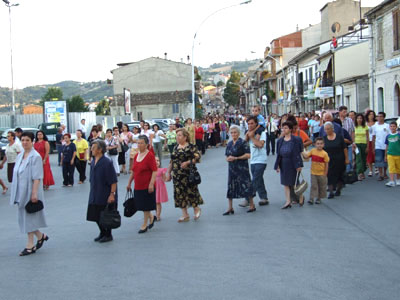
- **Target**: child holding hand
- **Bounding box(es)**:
[155,157,169,220]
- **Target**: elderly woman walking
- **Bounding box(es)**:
[167,128,203,222]
[127,135,157,233]
[10,132,49,256]
[323,122,349,199]
[224,125,255,215]
[274,121,304,209]
[87,140,118,243]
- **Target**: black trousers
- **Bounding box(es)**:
[96,221,112,237]
[266,133,276,155]
[75,158,87,182]
[196,139,205,155]
[62,161,75,186]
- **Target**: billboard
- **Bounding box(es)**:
[44,101,68,127]
[124,89,131,114]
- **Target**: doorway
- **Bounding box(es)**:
[378,88,384,112]
[395,83,400,115]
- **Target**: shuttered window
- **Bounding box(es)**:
[394,10,400,51]
[377,19,384,58]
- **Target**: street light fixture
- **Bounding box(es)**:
[3,0,19,121]
[191,0,252,119]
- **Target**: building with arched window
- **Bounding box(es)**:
[366,0,400,116]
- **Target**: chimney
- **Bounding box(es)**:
[181,58,183,63]
[187,55,190,64]
[164,53,168,60]
[296,24,299,31]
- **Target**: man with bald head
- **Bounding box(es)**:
[319,112,343,137]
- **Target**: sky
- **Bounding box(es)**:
[0,0,383,89]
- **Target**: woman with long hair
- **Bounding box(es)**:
[34,130,55,190]
[365,110,377,177]
[354,113,369,180]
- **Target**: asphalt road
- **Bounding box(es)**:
[0,145,399,300]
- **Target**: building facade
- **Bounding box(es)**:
[366,0,400,116]
[110,57,193,120]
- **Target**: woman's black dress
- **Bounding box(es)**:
[214,122,221,145]
[225,138,253,199]
[324,134,346,186]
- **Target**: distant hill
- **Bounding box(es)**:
[0,80,113,111]
[199,59,261,80]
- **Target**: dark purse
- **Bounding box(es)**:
[122,142,129,152]
[99,203,121,229]
[25,200,44,214]
[108,148,118,156]
[123,190,137,218]
[344,168,358,184]
[188,162,201,185]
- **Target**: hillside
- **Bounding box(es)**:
[198,59,260,80]
[0,80,113,108]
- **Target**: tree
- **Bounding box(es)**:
[217,80,224,87]
[40,87,63,106]
[95,99,110,115]
[67,95,88,112]
[223,71,241,106]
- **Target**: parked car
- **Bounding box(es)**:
[37,122,77,153]
[385,116,400,131]
[0,127,39,160]
[152,118,175,125]
[126,121,141,131]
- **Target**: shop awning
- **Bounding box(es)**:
[318,56,332,73]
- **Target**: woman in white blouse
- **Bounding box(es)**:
[0,131,22,193]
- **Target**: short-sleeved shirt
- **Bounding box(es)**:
[298,120,309,131]
[153,130,164,143]
[309,148,330,176]
[341,117,355,136]
[312,121,321,134]
[293,129,309,144]
[355,126,368,144]
[5,142,21,163]
[62,143,76,163]
[56,133,63,145]
[132,151,157,190]
[249,131,267,164]
[88,155,118,205]
[372,123,390,150]
[74,139,89,161]
[385,133,400,156]
[166,130,177,145]
[195,127,204,140]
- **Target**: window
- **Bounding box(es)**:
[394,10,400,51]
[309,67,313,82]
[172,103,179,114]
[377,19,384,58]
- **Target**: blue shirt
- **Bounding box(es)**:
[256,115,266,128]
[249,131,267,164]
[319,122,343,137]
[88,155,118,205]
[62,143,76,163]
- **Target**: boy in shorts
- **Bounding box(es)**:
[384,122,400,187]
[303,137,329,204]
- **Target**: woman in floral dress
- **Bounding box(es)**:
[167,128,203,222]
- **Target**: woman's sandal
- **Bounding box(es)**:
[19,247,36,256]
[2,187,8,195]
[178,216,190,223]
[36,234,49,250]
[194,208,202,221]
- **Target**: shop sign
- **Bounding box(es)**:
[386,57,400,68]
[315,87,334,99]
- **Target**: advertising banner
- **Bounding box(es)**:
[124,89,131,114]
[44,101,68,127]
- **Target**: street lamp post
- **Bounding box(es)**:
[3,0,19,121]
[265,54,286,114]
[191,0,252,120]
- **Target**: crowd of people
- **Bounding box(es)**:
[4,105,400,256]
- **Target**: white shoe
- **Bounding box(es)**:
[396,180,400,186]
[386,181,395,187]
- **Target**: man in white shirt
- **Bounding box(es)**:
[14,128,23,147]
[372,112,390,181]
[79,119,87,139]
[240,116,269,208]
[266,116,278,155]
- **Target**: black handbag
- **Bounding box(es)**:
[108,148,118,156]
[99,203,121,229]
[188,163,201,185]
[344,169,358,184]
[122,142,129,153]
[123,190,137,218]
[25,200,44,214]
